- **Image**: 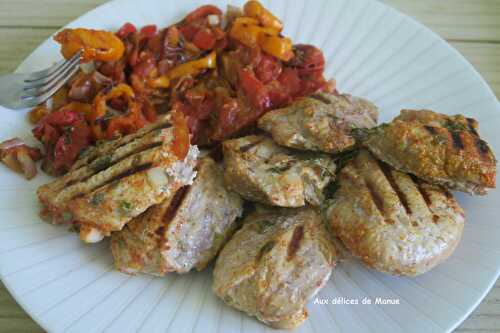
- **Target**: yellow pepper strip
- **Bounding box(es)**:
[229,18,280,48]
[232,17,259,26]
[243,0,283,31]
[257,33,294,61]
[149,51,217,89]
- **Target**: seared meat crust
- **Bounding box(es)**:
[326,150,465,276]
[213,207,336,329]
[223,135,336,207]
[364,109,496,195]
[258,92,378,153]
[111,157,243,275]
[37,114,198,242]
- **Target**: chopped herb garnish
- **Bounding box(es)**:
[335,149,358,170]
[257,240,276,260]
[254,219,275,233]
[445,121,466,132]
[323,181,340,199]
[90,192,105,206]
[267,160,296,173]
[92,156,112,172]
[62,211,73,222]
[120,200,133,213]
[78,146,94,158]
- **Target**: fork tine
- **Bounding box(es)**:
[23,51,82,85]
[23,53,82,92]
[22,54,81,98]
[20,62,80,107]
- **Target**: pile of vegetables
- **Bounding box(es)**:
[2,1,333,178]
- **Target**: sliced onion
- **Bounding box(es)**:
[208,14,220,26]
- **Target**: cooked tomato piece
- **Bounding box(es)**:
[238,68,270,111]
[277,67,301,97]
[140,24,158,38]
[117,22,137,38]
[288,44,325,75]
[255,54,282,84]
[192,28,216,50]
[32,108,91,175]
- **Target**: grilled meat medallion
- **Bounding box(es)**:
[326,150,465,276]
[111,157,243,276]
[222,135,336,207]
[213,208,336,329]
[364,109,496,195]
[258,92,378,153]
[37,114,198,243]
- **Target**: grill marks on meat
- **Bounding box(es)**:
[378,161,411,215]
[466,117,479,136]
[450,131,464,150]
[326,150,465,276]
[364,109,496,195]
[258,92,378,153]
[423,125,437,135]
[162,185,189,225]
[365,180,385,216]
[71,116,172,170]
[111,157,243,275]
[213,208,336,329]
[37,114,198,242]
[287,226,304,261]
[239,137,266,153]
[223,135,336,207]
[410,175,432,206]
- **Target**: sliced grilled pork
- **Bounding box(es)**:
[258,92,378,153]
[213,207,336,329]
[364,109,496,195]
[223,135,336,207]
[111,157,243,275]
[37,114,198,243]
[326,150,465,276]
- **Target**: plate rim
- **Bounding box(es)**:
[2,0,500,332]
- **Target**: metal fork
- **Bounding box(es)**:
[0,51,82,110]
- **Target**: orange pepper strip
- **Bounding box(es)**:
[243,0,283,31]
[54,28,125,63]
[90,84,143,140]
[229,17,279,47]
[170,110,190,160]
[149,51,217,89]
[257,33,294,61]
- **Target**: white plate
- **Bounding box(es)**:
[1,0,499,332]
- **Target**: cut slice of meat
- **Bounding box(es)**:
[111,156,243,275]
[258,92,378,153]
[364,109,496,195]
[222,135,336,207]
[326,149,465,276]
[37,113,199,243]
[213,207,336,329]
